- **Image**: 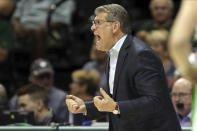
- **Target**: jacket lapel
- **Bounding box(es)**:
[112,35,131,99]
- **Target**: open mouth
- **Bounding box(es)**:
[95,35,101,44]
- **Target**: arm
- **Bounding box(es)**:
[169,0,197,83]
[66,95,106,121]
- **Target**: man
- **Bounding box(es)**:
[12,0,75,58]
[136,0,174,41]
[0,84,7,108]
[9,58,69,123]
[66,4,181,131]
[171,78,193,127]
[17,83,59,125]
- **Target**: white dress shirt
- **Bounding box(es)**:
[109,35,127,94]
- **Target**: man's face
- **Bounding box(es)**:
[30,73,53,90]
[171,79,193,117]
[91,12,114,52]
[18,94,37,112]
[18,94,41,123]
[69,77,86,96]
[151,0,173,24]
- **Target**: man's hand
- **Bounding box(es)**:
[66,95,86,114]
[94,88,117,112]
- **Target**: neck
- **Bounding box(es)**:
[36,108,50,123]
[111,32,126,48]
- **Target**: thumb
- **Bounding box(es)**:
[100,88,110,99]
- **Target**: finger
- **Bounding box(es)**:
[66,99,79,112]
[65,99,71,106]
[66,95,73,99]
[100,88,111,99]
[66,98,75,105]
[66,95,78,101]
[77,104,87,113]
[66,99,73,110]
[93,96,102,109]
[94,96,102,102]
[72,104,79,110]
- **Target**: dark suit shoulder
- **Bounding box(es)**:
[132,37,152,52]
[124,35,159,60]
[123,35,152,53]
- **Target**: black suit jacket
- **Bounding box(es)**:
[86,35,181,131]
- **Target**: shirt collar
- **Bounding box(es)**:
[109,35,127,56]
[187,112,192,119]
[177,111,192,120]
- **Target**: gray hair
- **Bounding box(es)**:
[95,4,131,34]
[149,0,174,10]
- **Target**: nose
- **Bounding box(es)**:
[174,96,181,102]
[91,24,96,32]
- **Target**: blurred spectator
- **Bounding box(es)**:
[69,69,100,125]
[0,84,7,109]
[83,37,107,92]
[69,69,100,101]
[12,0,75,59]
[136,0,174,41]
[0,0,15,52]
[9,58,69,123]
[17,83,60,125]
[171,78,193,127]
[146,29,175,89]
[0,0,15,57]
[0,0,16,97]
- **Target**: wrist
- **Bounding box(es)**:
[112,102,120,115]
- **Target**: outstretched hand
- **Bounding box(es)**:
[94,88,117,112]
[66,95,86,114]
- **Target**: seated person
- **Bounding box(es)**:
[145,29,176,89]
[16,83,59,125]
[0,0,15,98]
[0,84,7,110]
[136,0,174,41]
[12,0,75,59]
[69,69,103,125]
[9,58,69,123]
[83,37,108,92]
[171,77,193,127]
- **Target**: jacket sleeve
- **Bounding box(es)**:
[85,101,107,120]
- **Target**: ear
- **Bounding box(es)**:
[112,21,121,34]
[37,99,44,112]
